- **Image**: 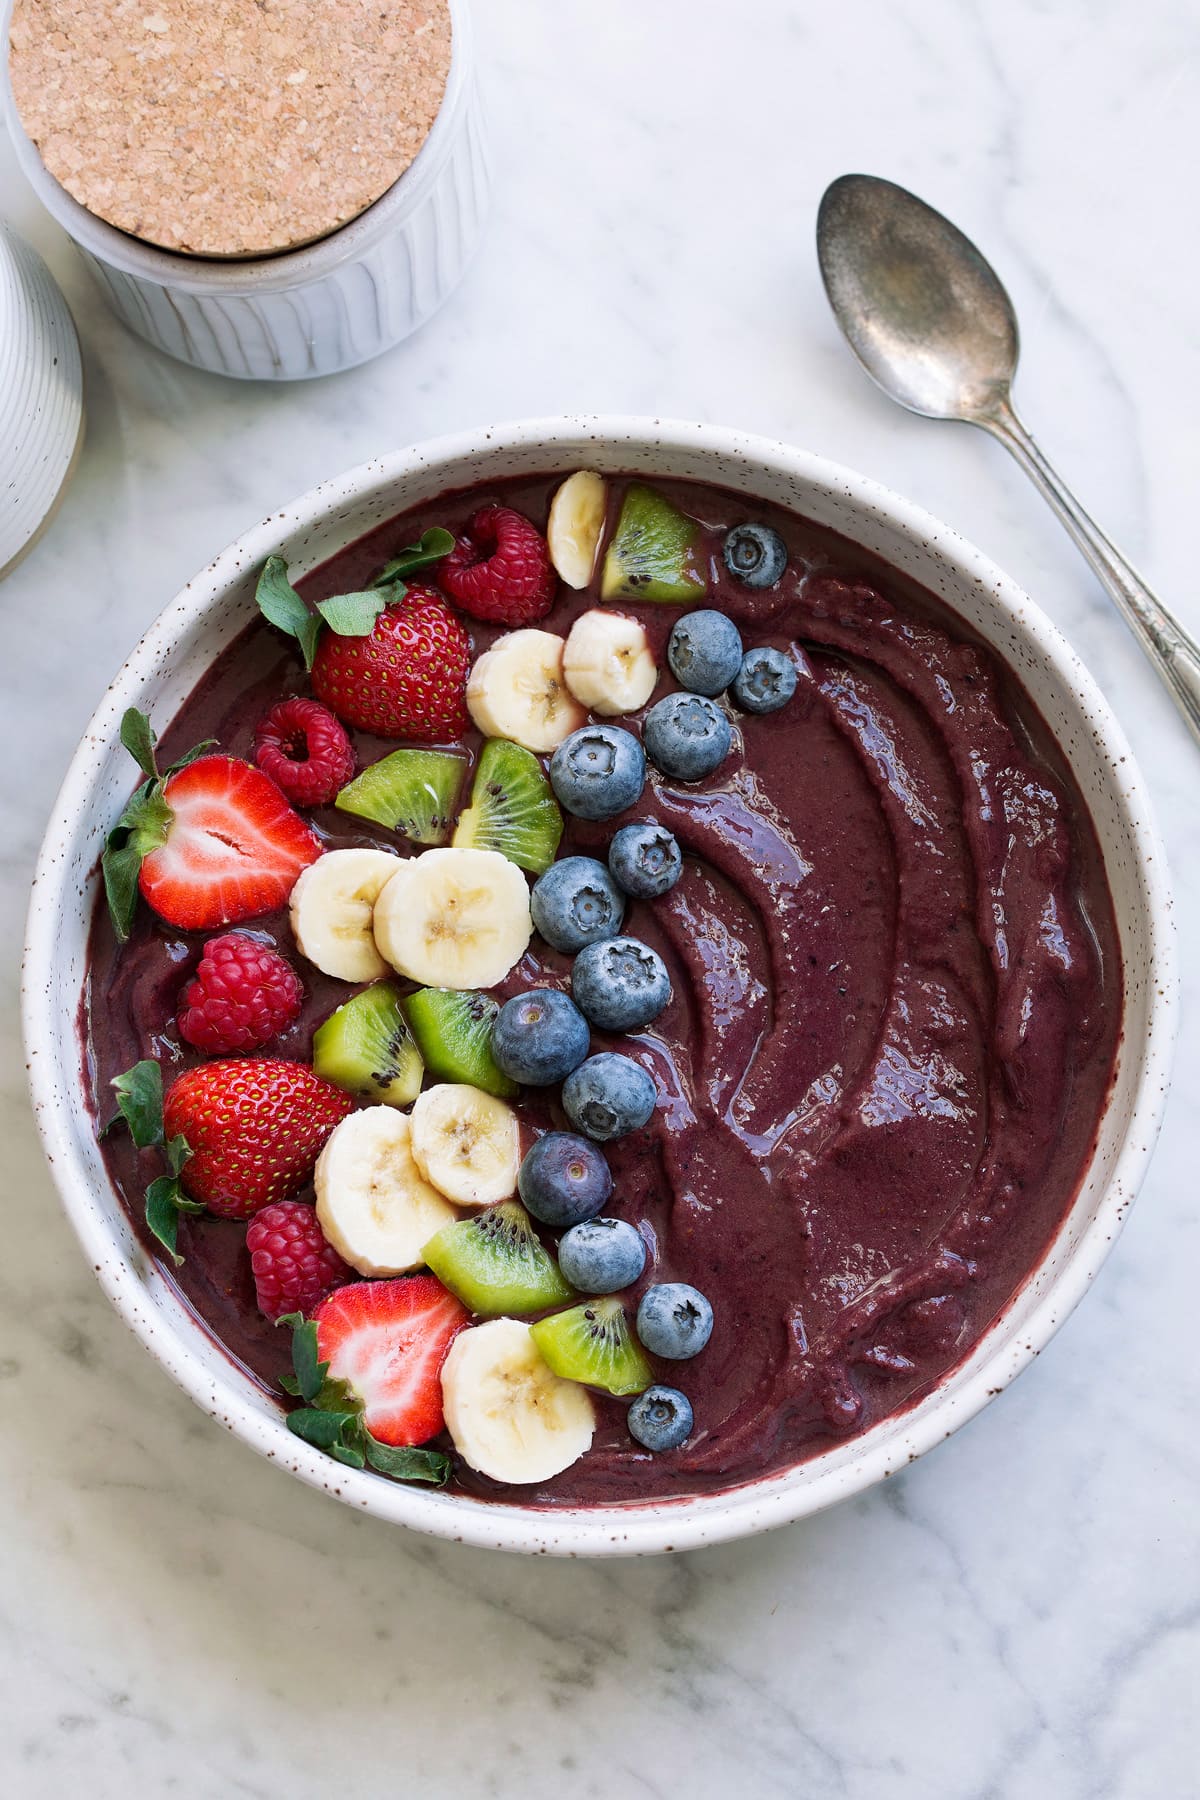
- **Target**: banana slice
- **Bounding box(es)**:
[314,1106,459,1277]
[547,471,608,589]
[466,629,586,753]
[409,1083,520,1208]
[290,847,401,983]
[373,846,532,989]
[563,609,658,716]
[441,1318,596,1483]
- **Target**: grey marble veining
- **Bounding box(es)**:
[1,1,1197,1794]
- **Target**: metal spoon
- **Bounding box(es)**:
[817,172,1200,746]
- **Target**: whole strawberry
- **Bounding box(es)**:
[164,1059,354,1219]
[439,506,557,626]
[254,697,354,806]
[177,932,304,1054]
[247,1201,352,1321]
[311,585,470,740]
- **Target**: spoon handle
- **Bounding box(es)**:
[982,401,1200,747]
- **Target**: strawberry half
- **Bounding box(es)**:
[311,585,470,740]
[138,756,322,932]
[164,1058,354,1219]
[313,1276,469,1446]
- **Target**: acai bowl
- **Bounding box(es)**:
[22,418,1175,1555]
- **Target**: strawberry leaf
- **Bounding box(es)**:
[166,740,218,774]
[144,1174,202,1266]
[102,780,174,941]
[286,1407,366,1467]
[111,1059,165,1148]
[363,1439,452,1485]
[370,526,455,587]
[256,555,323,671]
[278,1312,330,1404]
[120,708,160,780]
[314,587,394,637]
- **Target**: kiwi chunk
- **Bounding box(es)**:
[601,484,707,604]
[452,739,563,876]
[336,748,466,844]
[423,1201,573,1316]
[530,1296,653,1397]
[313,982,423,1106]
[404,988,518,1100]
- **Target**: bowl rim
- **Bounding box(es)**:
[1,0,473,292]
[21,415,1178,1556]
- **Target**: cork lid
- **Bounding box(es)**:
[7,0,453,259]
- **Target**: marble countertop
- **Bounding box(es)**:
[2,2,1196,1794]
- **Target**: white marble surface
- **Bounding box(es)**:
[2,1,1197,1793]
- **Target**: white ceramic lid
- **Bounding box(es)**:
[0,221,83,578]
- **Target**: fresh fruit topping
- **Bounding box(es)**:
[451,738,563,876]
[280,1309,453,1482]
[530,1296,652,1397]
[409,1083,520,1209]
[732,646,799,714]
[667,610,744,697]
[314,1106,460,1276]
[492,989,591,1087]
[404,988,517,1100]
[561,1052,657,1142]
[636,1282,714,1359]
[109,1058,202,1263]
[627,1385,693,1452]
[530,855,625,954]
[562,609,657,716]
[246,1200,352,1321]
[313,1274,469,1447]
[722,522,788,589]
[607,822,683,899]
[440,1318,595,1483]
[367,526,456,589]
[547,471,608,589]
[423,1201,574,1316]
[104,733,321,940]
[289,846,401,983]
[439,505,556,625]
[548,724,646,821]
[310,585,471,740]
[465,628,585,752]
[372,846,533,990]
[312,982,424,1107]
[642,692,732,782]
[177,932,303,1054]
[254,697,355,806]
[164,1058,353,1220]
[571,936,672,1033]
[336,747,467,845]
[601,484,706,604]
[518,1131,612,1228]
[557,1217,647,1294]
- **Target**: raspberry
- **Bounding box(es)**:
[254,697,355,806]
[177,932,304,1053]
[438,505,557,625]
[246,1201,353,1321]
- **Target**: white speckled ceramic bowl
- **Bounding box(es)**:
[22,419,1176,1555]
[2,0,488,381]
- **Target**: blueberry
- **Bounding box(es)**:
[492,988,590,1085]
[732,646,798,715]
[608,823,683,900]
[531,856,625,953]
[562,1052,657,1141]
[642,693,732,782]
[518,1132,612,1228]
[571,936,671,1033]
[549,726,646,821]
[636,1283,713,1359]
[627,1385,693,1452]
[722,523,788,589]
[667,610,744,696]
[557,1217,647,1293]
